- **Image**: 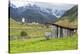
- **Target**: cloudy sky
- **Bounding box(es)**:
[10,0,76,10]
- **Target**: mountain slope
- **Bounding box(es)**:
[55,5,78,28]
[9,3,57,24]
[10,18,19,27]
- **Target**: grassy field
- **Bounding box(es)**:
[9,18,51,37]
[10,33,78,53]
[9,18,78,54]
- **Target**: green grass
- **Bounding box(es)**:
[9,18,78,54]
[10,33,78,53]
[9,19,51,37]
[10,25,51,37]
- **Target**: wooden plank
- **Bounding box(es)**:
[63,28,68,37]
[58,27,60,38]
[51,25,57,38]
[60,27,63,38]
[70,29,74,36]
[56,26,58,38]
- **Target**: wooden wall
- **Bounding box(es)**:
[51,25,75,38]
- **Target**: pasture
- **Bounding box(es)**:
[10,34,78,53]
[9,19,78,53]
[9,19,51,38]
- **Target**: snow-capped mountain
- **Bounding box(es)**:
[10,1,67,17]
[9,2,72,24]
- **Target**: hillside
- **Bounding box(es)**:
[10,18,20,27]
[9,18,51,37]
[9,3,57,24]
[55,5,78,28]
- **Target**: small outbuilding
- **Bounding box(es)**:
[46,23,77,38]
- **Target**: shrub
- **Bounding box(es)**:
[20,31,27,37]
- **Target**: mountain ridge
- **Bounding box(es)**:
[9,3,57,24]
[55,5,78,28]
